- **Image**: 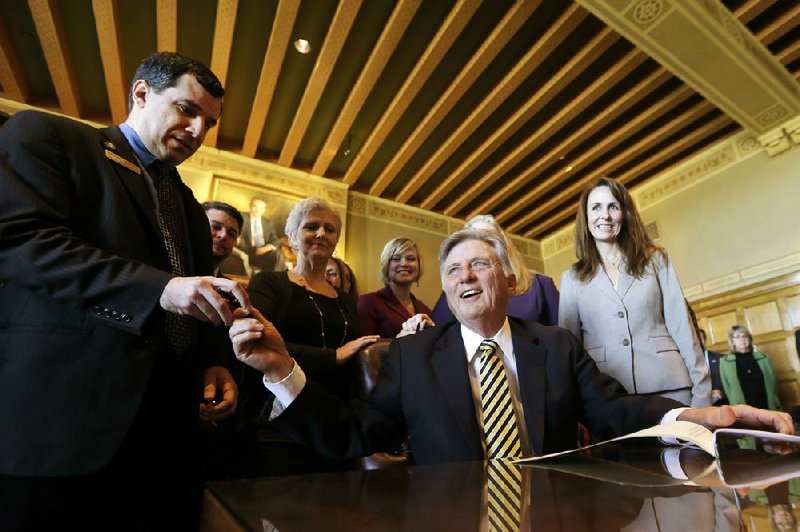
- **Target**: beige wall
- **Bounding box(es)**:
[542,133,800,301]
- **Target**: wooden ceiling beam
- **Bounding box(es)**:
[499,83,696,229]
[416,3,593,209]
[241,0,300,158]
[311,0,422,176]
[311,0,422,177]
[732,0,778,24]
[526,113,733,238]
[369,0,542,197]
[776,39,800,66]
[92,0,127,125]
[509,96,714,234]
[28,0,82,117]
[754,2,800,44]
[0,17,30,102]
[156,0,178,52]
[341,0,481,186]
[278,0,362,166]
[204,0,239,148]
[456,46,651,219]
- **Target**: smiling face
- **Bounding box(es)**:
[586,186,623,244]
[206,208,240,264]
[442,239,515,337]
[128,73,222,166]
[293,208,340,264]
[388,246,420,286]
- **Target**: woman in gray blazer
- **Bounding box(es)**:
[559,178,710,408]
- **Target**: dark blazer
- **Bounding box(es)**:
[238,212,280,253]
[270,318,682,465]
[0,111,226,476]
[357,284,432,338]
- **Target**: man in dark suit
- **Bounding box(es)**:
[238,197,285,273]
[699,328,727,405]
[229,228,794,464]
[0,52,249,529]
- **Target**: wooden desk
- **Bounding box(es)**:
[201,452,800,531]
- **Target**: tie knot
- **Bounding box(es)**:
[478,340,499,359]
[148,161,170,182]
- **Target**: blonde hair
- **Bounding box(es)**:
[465,215,531,295]
[378,237,423,285]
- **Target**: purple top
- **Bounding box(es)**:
[430,273,560,326]
[357,284,433,338]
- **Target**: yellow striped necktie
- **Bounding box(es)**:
[477,339,521,459]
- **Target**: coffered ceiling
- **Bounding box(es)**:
[1,0,798,239]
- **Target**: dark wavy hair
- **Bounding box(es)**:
[201,201,243,232]
[572,177,664,282]
[128,52,224,111]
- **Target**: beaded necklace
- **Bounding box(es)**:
[305,288,349,349]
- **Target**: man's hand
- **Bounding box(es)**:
[199,366,238,427]
[396,313,435,338]
[229,307,294,381]
[159,276,249,326]
[678,404,795,435]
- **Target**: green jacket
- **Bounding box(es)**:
[719,352,781,411]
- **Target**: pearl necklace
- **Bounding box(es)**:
[305,287,349,349]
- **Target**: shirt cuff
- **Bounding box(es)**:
[659,407,691,444]
[262,360,306,420]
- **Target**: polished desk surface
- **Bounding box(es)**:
[202,443,800,531]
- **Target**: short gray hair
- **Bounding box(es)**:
[465,214,532,295]
[438,228,512,277]
[285,197,342,251]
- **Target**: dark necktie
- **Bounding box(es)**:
[150,162,193,355]
[477,339,521,459]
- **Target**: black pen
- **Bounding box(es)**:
[416,321,421,333]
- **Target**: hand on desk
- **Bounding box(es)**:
[677,404,795,435]
[199,366,238,427]
[229,307,294,382]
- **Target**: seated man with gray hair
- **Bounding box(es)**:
[229,228,793,465]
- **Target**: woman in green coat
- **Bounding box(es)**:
[719,325,781,410]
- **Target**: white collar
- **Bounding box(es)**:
[462,317,513,363]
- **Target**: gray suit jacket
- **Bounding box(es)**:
[559,253,710,407]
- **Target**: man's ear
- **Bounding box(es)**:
[130,79,149,108]
[507,272,517,296]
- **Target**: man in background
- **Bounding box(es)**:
[0,52,247,529]
[203,200,246,277]
[239,197,285,273]
[699,329,726,405]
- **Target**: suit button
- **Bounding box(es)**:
[94,306,103,315]
[622,339,630,346]
[617,311,624,318]
[123,315,132,323]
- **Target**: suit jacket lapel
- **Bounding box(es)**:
[378,286,412,322]
[512,320,548,456]
[615,259,635,299]
[100,126,161,237]
[589,265,621,304]
[431,325,483,457]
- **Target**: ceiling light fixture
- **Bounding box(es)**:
[294,39,311,54]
